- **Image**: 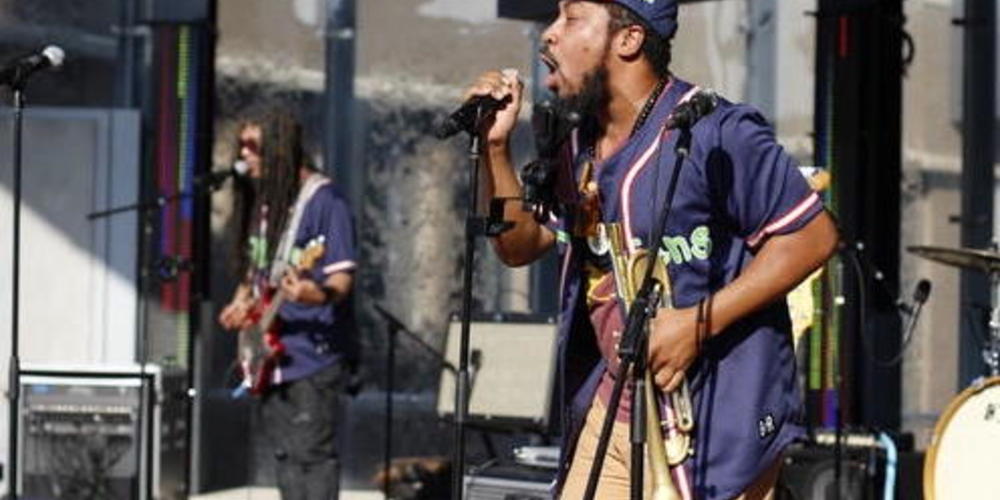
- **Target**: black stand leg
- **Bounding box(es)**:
[451,127,481,500]
[630,338,647,500]
[583,129,692,500]
[583,360,632,500]
[384,323,396,500]
[448,107,514,500]
[7,86,24,500]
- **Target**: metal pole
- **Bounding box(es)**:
[958,0,997,387]
[7,86,25,500]
[451,130,482,500]
[384,325,395,500]
[324,0,358,203]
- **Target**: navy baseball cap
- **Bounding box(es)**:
[602,0,679,39]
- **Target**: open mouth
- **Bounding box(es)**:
[539,47,559,73]
[538,47,561,91]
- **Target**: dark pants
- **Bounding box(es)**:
[260,363,347,500]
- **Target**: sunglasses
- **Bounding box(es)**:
[239,138,260,154]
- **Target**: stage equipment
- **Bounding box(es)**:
[435,95,508,139]
[512,445,559,470]
[3,44,67,500]
[463,463,554,500]
[912,245,1000,498]
[0,46,65,88]
[519,100,579,222]
[579,89,717,500]
[16,364,187,500]
[908,245,1000,376]
[374,304,458,500]
[434,97,516,500]
[437,317,558,429]
[923,376,1000,499]
[606,221,689,500]
[908,245,1000,274]
[777,444,874,500]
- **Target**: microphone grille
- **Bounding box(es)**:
[42,45,66,68]
[914,279,932,302]
[233,160,250,176]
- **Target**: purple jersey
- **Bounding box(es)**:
[271,181,358,384]
[550,78,822,499]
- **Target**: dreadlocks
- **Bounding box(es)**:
[232,108,308,281]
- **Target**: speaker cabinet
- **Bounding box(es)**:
[17,364,188,500]
[437,315,558,430]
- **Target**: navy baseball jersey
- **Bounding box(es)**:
[549,78,823,499]
[249,179,359,384]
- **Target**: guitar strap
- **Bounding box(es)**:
[270,172,331,284]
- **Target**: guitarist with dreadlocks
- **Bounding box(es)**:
[219,108,358,500]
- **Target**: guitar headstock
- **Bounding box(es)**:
[799,167,831,192]
[297,236,326,272]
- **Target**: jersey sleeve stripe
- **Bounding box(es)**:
[746,192,821,248]
[322,260,358,275]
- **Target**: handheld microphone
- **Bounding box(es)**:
[665,89,719,130]
[520,99,580,222]
[197,160,249,188]
[434,95,508,139]
[0,45,65,88]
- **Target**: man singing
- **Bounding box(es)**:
[463,0,838,498]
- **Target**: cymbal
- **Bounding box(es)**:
[908,245,1000,274]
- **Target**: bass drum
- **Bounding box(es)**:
[924,376,1000,499]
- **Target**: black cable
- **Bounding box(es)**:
[842,245,923,367]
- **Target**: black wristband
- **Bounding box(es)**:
[321,285,337,304]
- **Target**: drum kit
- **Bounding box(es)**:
[907,245,1000,500]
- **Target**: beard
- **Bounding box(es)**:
[552,64,609,132]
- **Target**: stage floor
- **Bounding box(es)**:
[191,487,382,499]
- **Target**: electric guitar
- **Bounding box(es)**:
[789,168,831,346]
[236,237,326,396]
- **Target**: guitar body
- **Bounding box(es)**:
[232,237,326,397]
[237,290,287,396]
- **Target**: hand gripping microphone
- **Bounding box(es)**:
[434,95,508,139]
[0,45,65,88]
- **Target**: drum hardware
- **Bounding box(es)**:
[907,245,1000,377]
[908,245,1000,498]
[923,376,1000,499]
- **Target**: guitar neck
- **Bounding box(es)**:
[258,291,287,333]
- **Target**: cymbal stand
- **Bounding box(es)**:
[987,271,1000,377]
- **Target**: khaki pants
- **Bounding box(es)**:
[561,398,781,500]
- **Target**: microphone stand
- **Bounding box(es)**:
[371,303,457,500]
[6,80,26,500]
[583,127,693,500]
[445,104,513,500]
[86,174,225,500]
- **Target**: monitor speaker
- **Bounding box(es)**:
[436,315,558,430]
[777,445,876,500]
